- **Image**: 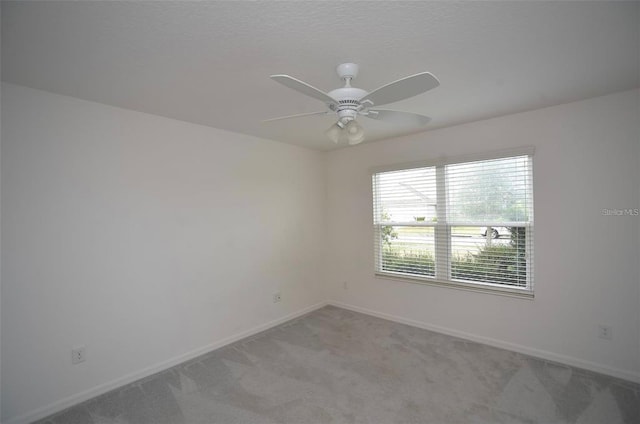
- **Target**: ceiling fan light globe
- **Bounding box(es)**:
[345,120,365,145]
[325,123,343,144]
[348,132,365,145]
[345,119,363,133]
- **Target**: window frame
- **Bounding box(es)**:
[371,147,535,299]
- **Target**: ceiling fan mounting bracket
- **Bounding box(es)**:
[336,63,359,81]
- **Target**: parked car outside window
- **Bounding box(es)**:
[481,226,510,239]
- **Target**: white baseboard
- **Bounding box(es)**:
[328,300,640,384]
[4,302,328,424]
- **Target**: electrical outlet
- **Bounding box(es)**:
[598,325,612,340]
[71,346,86,364]
[273,292,282,303]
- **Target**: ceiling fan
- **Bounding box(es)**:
[264,63,439,145]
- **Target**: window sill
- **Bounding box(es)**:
[375,272,534,299]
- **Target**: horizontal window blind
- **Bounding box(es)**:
[373,166,438,278]
[446,156,532,225]
[373,153,533,293]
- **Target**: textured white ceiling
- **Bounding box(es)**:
[2,1,639,151]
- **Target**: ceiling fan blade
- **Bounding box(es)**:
[270,75,337,105]
[364,109,432,126]
[360,72,439,107]
[262,111,329,123]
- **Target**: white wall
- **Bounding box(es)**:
[1,83,638,424]
[326,90,640,382]
[0,83,327,423]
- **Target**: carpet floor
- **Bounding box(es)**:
[35,305,639,424]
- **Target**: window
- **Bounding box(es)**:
[372,148,534,297]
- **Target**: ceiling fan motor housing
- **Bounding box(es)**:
[328,87,368,125]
